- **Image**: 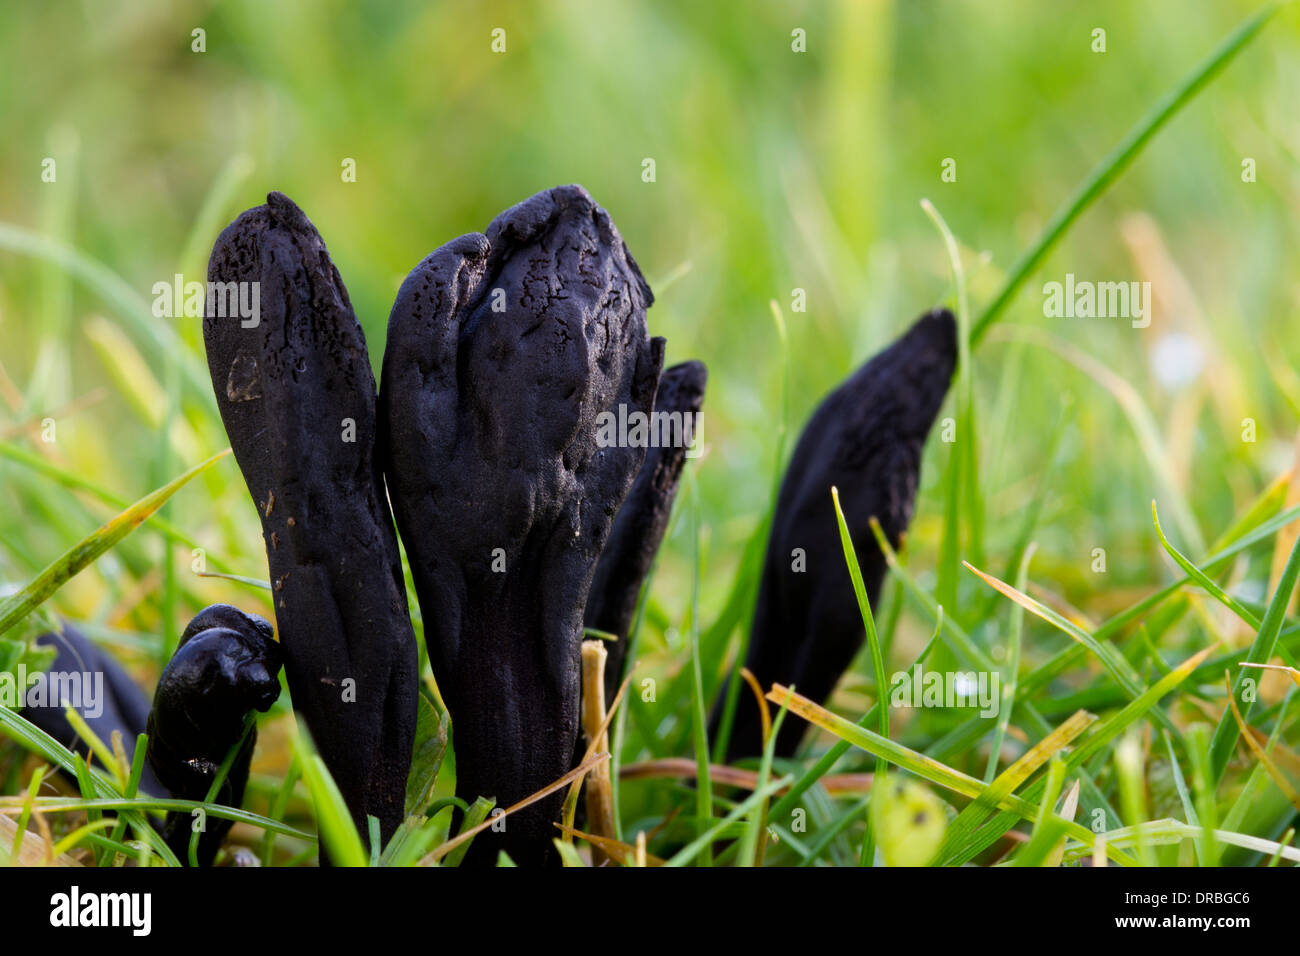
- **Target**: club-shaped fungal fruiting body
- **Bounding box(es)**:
[586,360,707,703]
[24,611,280,866]
[203,193,419,849]
[716,309,957,761]
[147,604,282,866]
[380,185,663,866]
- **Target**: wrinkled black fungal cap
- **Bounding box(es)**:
[717,309,957,760]
[23,625,161,796]
[203,193,419,848]
[381,184,663,866]
[586,360,707,701]
[147,604,282,866]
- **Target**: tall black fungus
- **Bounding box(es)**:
[585,360,707,703]
[203,193,419,846]
[380,185,663,866]
[147,604,282,866]
[716,309,957,761]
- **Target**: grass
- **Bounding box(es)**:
[0,0,1299,866]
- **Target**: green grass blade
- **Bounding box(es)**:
[709,300,790,761]
[0,705,179,865]
[964,560,1177,737]
[922,199,979,612]
[686,472,712,865]
[663,774,793,868]
[764,622,943,830]
[970,2,1282,346]
[939,709,1096,864]
[1010,757,1068,867]
[292,727,368,867]
[830,486,889,865]
[1019,502,1300,700]
[0,449,229,637]
[703,510,769,762]
[1222,690,1294,835]
[771,684,1038,818]
[1005,327,1202,552]
[444,796,496,867]
[0,439,235,574]
[770,685,1132,865]
[1115,731,1157,866]
[737,689,789,867]
[260,755,303,866]
[1152,501,1260,629]
[1209,531,1300,780]
[1058,819,1300,866]
[62,704,125,792]
[106,732,151,865]
[796,792,872,867]
[945,643,1216,864]
[984,545,1033,782]
[0,223,213,403]
[10,765,46,861]
[2,796,310,839]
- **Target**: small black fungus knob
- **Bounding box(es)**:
[147,604,282,866]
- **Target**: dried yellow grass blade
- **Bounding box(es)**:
[0,448,230,636]
[1224,674,1300,814]
[422,753,609,865]
[1045,781,1081,868]
[553,824,666,867]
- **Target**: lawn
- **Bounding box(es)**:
[1,0,1299,868]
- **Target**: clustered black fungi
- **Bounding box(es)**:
[585,360,708,704]
[19,187,955,868]
[147,604,282,866]
[380,185,664,866]
[203,192,419,847]
[715,309,958,760]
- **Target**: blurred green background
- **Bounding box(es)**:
[1,0,1299,853]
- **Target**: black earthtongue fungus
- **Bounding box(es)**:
[585,360,708,704]
[203,192,419,849]
[715,309,958,761]
[146,605,282,866]
[24,611,280,866]
[380,185,663,866]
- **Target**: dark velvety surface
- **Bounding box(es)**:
[147,604,282,865]
[204,193,418,846]
[718,309,957,760]
[381,185,662,865]
[586,359,707,702]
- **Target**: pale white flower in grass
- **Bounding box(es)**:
[1150,331,1204,389]
[952,671,979,699]
[1234,579,1266,605]
[1263,440,1294,477]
